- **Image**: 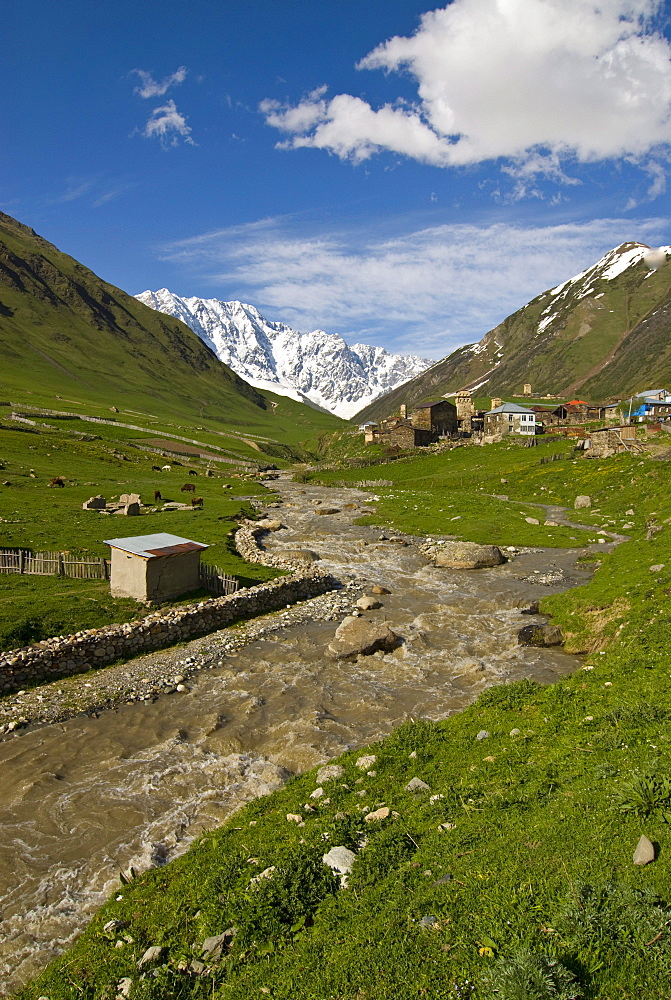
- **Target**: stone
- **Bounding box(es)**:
[119,493,141,506]
[517,623,563,647]
[310,787,324,799]
[104,919,128,933]
[509,728,521,736]
[316,764,345,783]
[315,508,341,515]
[371,585,391,594]
[356,595,382,611]
[426,541,505,570]
[202,929,234,957]
[117,978,133,997]
[137,946,164,968]
[544,520,559,526]
[438,822,456,832]
[322,846,356,874]
[286,813,303,823]
[476,730,490,741]
[633,834,655,866]
[419,915,439,928]
[82,495,106,510]
[355,754,377,770]
[249,866,276,885]
[520,601,540,615]
[574,495,592,509]
[525,517,540,525]
[124,502,140,516]
[257,518,284,531]
[328,618,402,659]
[649,564,665,573]
[626,508,635,515]
[405,777,430,792]
[364,806,390,822]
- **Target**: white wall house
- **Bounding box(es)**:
[484,402,537,436]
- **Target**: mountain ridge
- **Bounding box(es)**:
[356,241,671,422]
[135,288,431,419]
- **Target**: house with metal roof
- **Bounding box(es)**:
[104,532,208,602]
[484,402,536,437]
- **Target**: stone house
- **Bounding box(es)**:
[104,532,208,602]
[584,424,638,458]
[484,402,536,437]
[388,422,434,448]
[410,400,458,436]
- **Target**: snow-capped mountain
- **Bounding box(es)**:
[134,289,431,419]
[355,241,671,422]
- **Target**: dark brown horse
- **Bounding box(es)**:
[181,483,196,493]
[190,496,203,508]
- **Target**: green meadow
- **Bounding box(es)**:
[0,421,282,649]
[15,431,671,999]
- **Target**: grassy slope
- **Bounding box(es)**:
[18,439,671,999]
[0,211,345,458]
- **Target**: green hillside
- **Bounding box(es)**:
[356,243,671,423]
[0,211,345,456]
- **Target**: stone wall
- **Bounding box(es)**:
[0,524,339,694]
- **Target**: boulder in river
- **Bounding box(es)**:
[282,549,320,563]
[517,623,563,647]
[371,585,391,595]
[328,617,402,659]
[257,518,284,531]
[424,541,505,570]
[356,595,382,611]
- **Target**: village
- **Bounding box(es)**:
[359,385,671,458]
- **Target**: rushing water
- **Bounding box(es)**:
[0,480,590,993]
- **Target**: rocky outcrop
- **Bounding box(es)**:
[421,541,505,570]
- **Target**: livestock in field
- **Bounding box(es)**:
[188,469,198,476]
[49,477,65,488]
[181,483,196,493]
[161,465,171,472]
[191,497,203,508]
[154,490,162,502]
[151,465,161,471]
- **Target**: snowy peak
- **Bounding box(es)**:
[135,289,431,419]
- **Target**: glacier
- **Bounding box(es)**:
[135,289,431,419]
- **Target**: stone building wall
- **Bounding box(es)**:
[0,522,338,694]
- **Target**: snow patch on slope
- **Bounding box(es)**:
[135,289,431,419]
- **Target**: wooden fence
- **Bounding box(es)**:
[199,563,240,596]
[0,549,110,579]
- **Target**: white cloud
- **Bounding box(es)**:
[132,66,187,99]
[262,0,671,183]
[142,100,195,147]
[157,214,668,356]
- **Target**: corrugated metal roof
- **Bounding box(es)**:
[486,403,535,415]
[104,533,208,559]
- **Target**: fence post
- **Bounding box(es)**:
[19,550,25,574]
[58,553,65,576]
[101,557,108,580]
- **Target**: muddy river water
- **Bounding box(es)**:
[0,479,592,993]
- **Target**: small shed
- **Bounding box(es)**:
[104,532,208,602]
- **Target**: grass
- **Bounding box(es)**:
[0,422,282,649]
[11,433,671,999]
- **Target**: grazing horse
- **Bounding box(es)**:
[188,469,198,476]
[151,465,161,471]
[181,483,196,493]
[49,477,65,488]
[191,496,203,508]
[154,490,162,502]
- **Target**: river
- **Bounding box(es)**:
[0,478,591,994]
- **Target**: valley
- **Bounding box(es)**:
[1,212,671,1000]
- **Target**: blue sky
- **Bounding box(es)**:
[4,0,671,358]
